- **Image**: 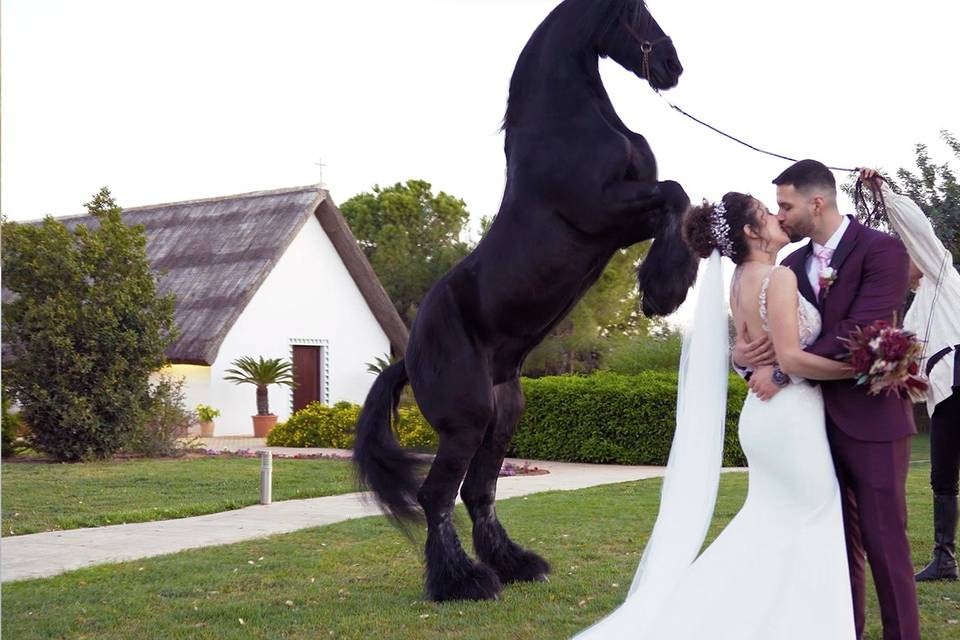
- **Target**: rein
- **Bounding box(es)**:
[653,91,859,174]
[619,17,872,203]
[853,174,891,227]
[620,18,855,175]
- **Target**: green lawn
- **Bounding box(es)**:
[1,456,357,536]
[911,429,931,462]
[3,435,958,639]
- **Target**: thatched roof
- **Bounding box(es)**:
[3,186,409,365]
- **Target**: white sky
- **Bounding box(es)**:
[2,0,958,323]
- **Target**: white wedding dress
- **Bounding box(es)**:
[574,264,855,639]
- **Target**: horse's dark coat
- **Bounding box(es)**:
[354,0,698,602]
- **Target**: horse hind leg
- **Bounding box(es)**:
[460,379,551,584]
[415,381,502,602]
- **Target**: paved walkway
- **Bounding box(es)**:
[2,439,720,583]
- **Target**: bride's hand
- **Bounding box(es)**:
[748,365,783,401]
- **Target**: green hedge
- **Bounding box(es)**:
[266,373,748,467]
[512,372,747,466]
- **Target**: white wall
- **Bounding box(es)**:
[151,364,212,435]
[195,212,391,435]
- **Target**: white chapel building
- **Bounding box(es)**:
[26,186,409,435]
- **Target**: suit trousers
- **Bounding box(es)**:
[826,420,920,640]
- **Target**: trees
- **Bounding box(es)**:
[892,130,959,263]
[341,179,656,375]
[522,243,652,376]
[340,180,472,325]
[1,188,177,461]
[848,130,959,263]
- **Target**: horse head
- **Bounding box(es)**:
[596,0,682,91]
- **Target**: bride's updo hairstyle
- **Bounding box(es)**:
[683,192,761,265]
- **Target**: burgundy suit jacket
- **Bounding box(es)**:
[782,216,916,442]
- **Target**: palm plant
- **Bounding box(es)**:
[365,353,396,375]
[223,356,295,415]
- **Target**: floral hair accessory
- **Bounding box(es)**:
[710,200,734,258]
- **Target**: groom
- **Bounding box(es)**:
[735,159,920,640]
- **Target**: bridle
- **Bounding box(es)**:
[620,17,672,83]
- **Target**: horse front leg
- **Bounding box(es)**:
[634,179,698,317]
[600,179,689,244]
[609,179,688,214]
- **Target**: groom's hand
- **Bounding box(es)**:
[748,365,782,401]
[732,322,776,369]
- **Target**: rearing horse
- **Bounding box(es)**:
[354,0,697,602]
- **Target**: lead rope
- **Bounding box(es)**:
[651,90,858,173]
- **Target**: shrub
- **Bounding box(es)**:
[395,406,438,450]
[2,396,24,458]
[509,371,748,466]
[267,401,439,451]
[267,402,359,449]
[1,188,177,461]
[126,375,198,457]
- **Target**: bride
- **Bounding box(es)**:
[574,193,857,638]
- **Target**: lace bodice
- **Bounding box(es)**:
[759,266,822,349]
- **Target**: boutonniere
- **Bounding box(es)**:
[819,266,838,295]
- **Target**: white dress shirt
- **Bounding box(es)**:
[805,215,851,291]
[882,183,960,416]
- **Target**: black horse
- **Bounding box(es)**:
[354,0,697,602]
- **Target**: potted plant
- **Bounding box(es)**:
[224,356,296,437]
[195,404,221,437]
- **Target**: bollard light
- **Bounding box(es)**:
[260,450,273,505]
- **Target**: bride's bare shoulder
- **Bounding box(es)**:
[766,265,799,298]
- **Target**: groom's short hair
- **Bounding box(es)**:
[772,159,836,196]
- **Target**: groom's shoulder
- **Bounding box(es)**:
[856,223,906,254]
[847,223,908,271]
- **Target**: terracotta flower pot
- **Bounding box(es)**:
[199,420,215,437]
[252,414,277,438]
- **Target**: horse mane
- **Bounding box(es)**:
[501,0,647,132]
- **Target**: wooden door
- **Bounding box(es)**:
[292,345,323,412]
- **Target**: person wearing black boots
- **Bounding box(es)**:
[917,392,960,581]
[860,169,960,582]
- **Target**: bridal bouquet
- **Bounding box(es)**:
[840,319,928,402]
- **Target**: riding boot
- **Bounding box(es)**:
[916,494,958,581]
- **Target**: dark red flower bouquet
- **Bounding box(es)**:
[840,319,928,402]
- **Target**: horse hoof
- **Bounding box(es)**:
[428,561,502,602]
[494,549,552,585]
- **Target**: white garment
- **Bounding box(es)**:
[573,267,855,640]
[804,215,850,291]
[881,183,960,416]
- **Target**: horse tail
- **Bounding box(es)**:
[353,359,422,525]
[637,181,699,317]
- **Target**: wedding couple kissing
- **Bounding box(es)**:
[575,160,921,639]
